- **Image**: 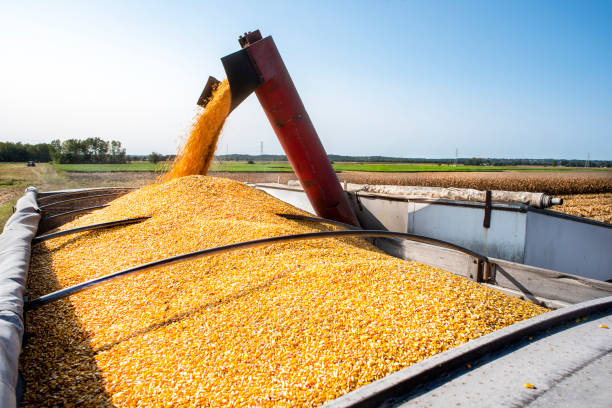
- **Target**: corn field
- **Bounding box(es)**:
[334,171,612,195]
[211,171,612,195]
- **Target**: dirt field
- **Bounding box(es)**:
[0,165,159,228]
[65,171,160,188]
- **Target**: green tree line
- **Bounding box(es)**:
[0,138,127,164]
[50,138,126,164]
[0,141,52,162]
[217,154,611,168]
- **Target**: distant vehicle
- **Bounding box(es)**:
[27,161,35,167]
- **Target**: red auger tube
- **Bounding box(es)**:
[241,33,359,226]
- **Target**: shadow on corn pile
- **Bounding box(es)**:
[94,271,288,354]
[20,243,114,407]
[288,218,384,254]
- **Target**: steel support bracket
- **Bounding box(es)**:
[469,258,483,282]
[483,262,496,282]
[483,190,492,228]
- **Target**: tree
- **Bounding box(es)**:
[0,141,52,162]
[49,140,61,162]
[148,152,163,164]
[109,140,127,164]
[47,138,126,164]
[85,137,110,163]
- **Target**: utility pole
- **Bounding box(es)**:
[260,141,264,155]
[585,152,590,168]
[454,148,458,166]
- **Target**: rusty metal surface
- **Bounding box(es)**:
[244,33,359,226]
[483,190,492,228]
[196,76,221,108]
[221,48,263,111]
[39,192,125,210]
[36,188,132,233]
[36,187,134,202]
[238,30,262,48]
[198,29,358,226]
[38,205,110,234]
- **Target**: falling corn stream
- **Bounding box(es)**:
[162,79,232,181]
[21,82,547,407]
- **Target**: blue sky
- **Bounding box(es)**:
[1,0,610,159]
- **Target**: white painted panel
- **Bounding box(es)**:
[355,196,410,233]
[410,203,527,262]
[524,211,612,281]
[256,186,316,214]
[256,184,612,282]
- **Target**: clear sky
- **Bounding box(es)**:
[1,0,611,159]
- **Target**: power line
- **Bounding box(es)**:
[585,152,590,168]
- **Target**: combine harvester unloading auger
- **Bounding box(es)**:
[196,30,359,227]
[1,29,611,407]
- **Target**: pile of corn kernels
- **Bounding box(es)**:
[22,176,547,407]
